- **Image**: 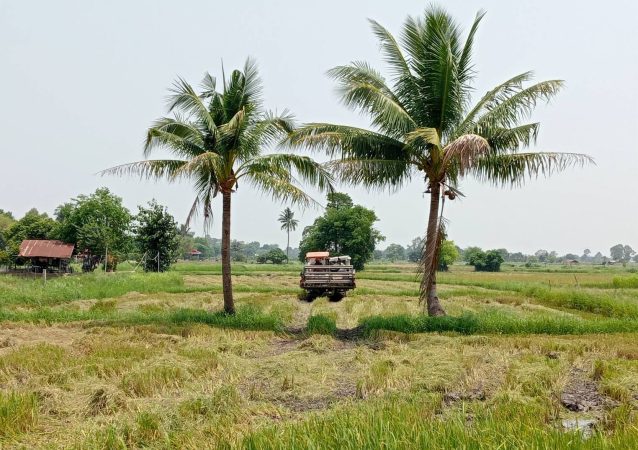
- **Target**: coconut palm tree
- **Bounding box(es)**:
[288,6,592,316]
[103,59,333,314]
[278,207,298,262]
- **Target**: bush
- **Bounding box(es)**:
[467,249,503,272]
[256,248,287,264]
[307,314,337,335]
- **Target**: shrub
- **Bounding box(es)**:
[467,249,503,272]
[307,314,337,335]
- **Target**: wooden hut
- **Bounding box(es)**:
[18,240,75,273]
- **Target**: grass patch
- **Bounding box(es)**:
[306,314,337,336]
[237,393,638,449]
[0,305,284,331]
[359,311,638,336]
[0,392,39,438]
[121,365,188,397]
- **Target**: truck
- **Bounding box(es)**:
[299,251,356,301]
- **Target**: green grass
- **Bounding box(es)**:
[237,393,638,449]
[2,263,638,448]
[0,305,284,331]
[306,314,337,336]
[0,392,39,438]
[360,311,638,335]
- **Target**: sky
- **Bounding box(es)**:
[1,0,637,256]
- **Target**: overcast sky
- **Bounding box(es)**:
[1,0,636,256]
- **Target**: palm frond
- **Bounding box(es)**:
[199,72,217,98]
[442,134,490,175]
[99,159,187,180]
[369,19,413,81]
[455,71,534,137]
[288,123,407,161]
[471,152,594,187]
[243,171,319,208]
[474,80,564,130]
[325,158,412,190]
[167,77,217,133]
[239,153,335,193]
[144,117,205,158]
[328,62,416,137]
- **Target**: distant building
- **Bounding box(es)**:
[18,240,74,273]
[188,249,203,260]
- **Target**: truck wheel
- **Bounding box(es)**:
[299,290,318,302]
[328,291,344,302]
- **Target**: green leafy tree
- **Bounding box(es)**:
[256,248,287,264]
[384,243,406,262]
[0,210,15,250]
[55,188,132,269]
[438,239,459,271]
[467,248,503,272]
[278,207,298,263]
[298,193,384,270]
[133,200,180,272]
[103,60,333,314]
[288,6,592,316]
[2,209,59,263]
[463,247,483,264]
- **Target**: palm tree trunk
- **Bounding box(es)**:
[221,191,235,314]
[286,229,290,263]
[421,183,446,316]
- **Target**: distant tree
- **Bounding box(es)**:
[2,210,59,263]
[278,207,298,263]
[609,244,634,263]
[256,248,287,264]
[535,249,549,263]
[563,253,579,261]
[467,249,503,272]
[133,200,180,272]
[56,188,132,270]
[373,249,384,260]
[231,240,247,262]
[0,210,15,241]
[463,247,484,264]
[582,249,591,258]
[623,245,635,263]
[384,244,406,262]
[406,237,424,263]
[548,251,558,263]
[508,252,526,262]
[438,240,459,271]
[610,244,624,261]
[298,193,384,270]
[592,252,604,265]
[495,248,509,261]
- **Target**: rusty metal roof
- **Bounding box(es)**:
[19,240,75,259]
[305,251,330,258]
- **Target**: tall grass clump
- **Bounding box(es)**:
[306,314,337,336]
[0,392,39,438]
[0,305,284,331]
[359,311,638,336]
[612,276,638,289]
